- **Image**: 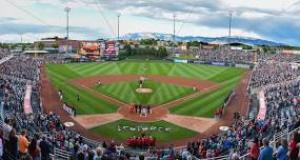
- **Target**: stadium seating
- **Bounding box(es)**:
[1,48,300,160]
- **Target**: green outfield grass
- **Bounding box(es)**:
[46,64,118,114]
[93,80,194,105]
[46,60,245,116]
[89,119,198,143]
[170,76,242,117]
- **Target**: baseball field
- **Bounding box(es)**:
[46,60,246,143]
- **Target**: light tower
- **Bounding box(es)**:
[117,14,121,41]
[228,11,233,44]
[64,7,71,39]
[173,14,176,55]
[20,34,23,43]
[173,14,176,44]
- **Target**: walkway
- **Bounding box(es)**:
[0,54,13,65]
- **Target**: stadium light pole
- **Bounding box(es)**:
[117,14,121,41]
[65,7,71,39]
[173,14,176,44]
[173,14,176,55]
[228,11,233,44]
[20,34,23,43]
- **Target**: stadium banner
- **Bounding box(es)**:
[63,104,76,116]
[187,60,194,63]
[23,84,33,115]
[235,63,251,69]
[225,62,234,67]
[193,60,206,64]
[104,41,118,57]
[174,59,188,63]
[212,62,225,66]
[59,45,73,53]
[79,41,100,56]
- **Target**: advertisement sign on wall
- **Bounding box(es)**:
[174,59,188,63]
[104,41,117,57]
[212,62,225,66]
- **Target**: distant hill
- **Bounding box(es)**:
[122,32,286,47]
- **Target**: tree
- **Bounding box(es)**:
[52,43,59,49]
[21,44,26,51]
[140,38,157,46]
[122,44,132,56]
[37,42,45,50]
[120,44,169,58]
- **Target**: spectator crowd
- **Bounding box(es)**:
[197,48,255,64]
[1,48,300,160]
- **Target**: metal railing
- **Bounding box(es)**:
[238,126,300,160]
[52,147,72,160]
[81,136,102,148]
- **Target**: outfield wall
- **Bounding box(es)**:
[174,59,254,69]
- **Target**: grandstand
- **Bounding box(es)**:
[2,0,300,159]
[0,45,300,160]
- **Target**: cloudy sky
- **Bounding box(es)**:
[1,0,300,45]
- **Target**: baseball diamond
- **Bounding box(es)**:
[45,60,246,143]
[3,1,300,160]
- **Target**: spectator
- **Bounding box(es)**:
[0,130,3,159]
[19,130,30,158]
[7,129,18,159]
[39,136,50,160]
[28,138,41,160]
[249,138,260,160]
[94,148,102,160]
[274,139,288,160]
[3,118,12,143]
[289,133,299,160]
[258,138,273,160]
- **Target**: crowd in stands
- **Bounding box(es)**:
[271,52,300,63]
[2,47,300,160]
[0,56,42,81]
[244,53,300,159]
[0,52,134,160]
[0,49,10,59]
[197,48,255,64]
[249,61,300,90]
[264,80,300,121]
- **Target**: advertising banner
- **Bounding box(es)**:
[174,59,188,63]
[212,62,225,66]
[235,63,251,69]
[104,41,117,57]
[79,41,100,55]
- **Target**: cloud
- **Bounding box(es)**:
[2,0,300,45]
[0,16,105,40]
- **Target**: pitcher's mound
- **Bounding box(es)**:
[136,88,153,94]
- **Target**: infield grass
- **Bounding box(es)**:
[93,80,194,105]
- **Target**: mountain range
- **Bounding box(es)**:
[121,32,286,47]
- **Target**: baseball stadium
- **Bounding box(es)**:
[43,60,247,144]
[2,0,300,160]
